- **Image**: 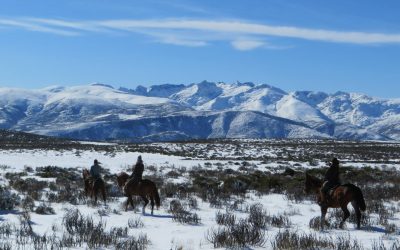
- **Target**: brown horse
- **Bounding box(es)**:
[117,172,160,215]
[305,173,366,230]
[82,169,106,204]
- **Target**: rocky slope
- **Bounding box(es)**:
[0,82,398,142]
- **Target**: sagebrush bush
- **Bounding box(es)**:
[48,183,86,205]
[206,219,265,248]
[187,196,198,210]
[270,214,291,228]
[247,203,291,229]
[35,202,55,215]
[0,185,20,210]
[169,199,201,225]
[114,234,150,250]
[384,223,397,235]
[60,208,143,249]
[9,177,47,200]
[21,195,35,212]
[371,239,400,250]
[309,216,323,231]
[128,217,144,228]
[18,211,34,238]
[335,234,363,250]
[0,222,14,238]
[0,242,12,250]
[36,166,79,180]
[272,230,364,250]
[230,219,265,247]
[215,211,236,227]
[272,230,334,250]
[248,203,268,229]
[160,182,190,199]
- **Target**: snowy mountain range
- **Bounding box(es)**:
[0,82,399,142]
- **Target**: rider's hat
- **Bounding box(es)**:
[330,158,339,166]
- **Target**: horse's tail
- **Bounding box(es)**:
[353,185,366,211]
[83,168,89,179]
[123,181,129,196]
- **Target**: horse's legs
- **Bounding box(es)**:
[84,179,90,197]
[150,197,155,215]
[340,205,350,229]
[94,188,98,204]
[90,183,94,199]
[126,196,132,211]
[320,206,328,230]
[129,196,135,209]
[141,196,149,214]
[102,187,106,204]
[355,207,361,230]
[351,201,361,229]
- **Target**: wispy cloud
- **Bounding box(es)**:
[25,18,105,32]
[1,17,400,50]
[231,40,265,51]
[0,19,79,36]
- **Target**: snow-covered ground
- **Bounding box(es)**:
[0,140,400,249]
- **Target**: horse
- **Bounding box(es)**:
[117,171,160,215]
[82,169,106,204]
[304,173,366,230]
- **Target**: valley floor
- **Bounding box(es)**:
[0,139,399,249]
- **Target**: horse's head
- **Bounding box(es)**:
[82,169,91,196]
[304,173,322,194]
[82,168,90,179]
[117,172,129,189]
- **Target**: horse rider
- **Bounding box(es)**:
[90,159,102,181]
[319,158,341,206]
[129,155,144,187]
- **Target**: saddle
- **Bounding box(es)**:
[123,178,141,193]
[88,176,102,186]
[327,184,340,197]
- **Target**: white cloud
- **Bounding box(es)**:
[95,19,400,44]
[25,18,104,32]
[231,40,265,50]
[159,36,207,47]
[2,17,400,49]
[0,19,79,36]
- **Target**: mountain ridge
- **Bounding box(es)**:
[0,82,398,142]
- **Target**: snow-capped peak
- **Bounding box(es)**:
[0,82,398,141]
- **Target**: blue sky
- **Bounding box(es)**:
[1,0,400,98]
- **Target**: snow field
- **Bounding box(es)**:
[0,142,400,249]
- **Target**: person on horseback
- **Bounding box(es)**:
[85,160,106,204]
[129,155,144,187]
[319,157,341,206]
[90,159,102,180]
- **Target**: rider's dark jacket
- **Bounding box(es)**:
[131,160,144,181]
[90,163,101,179]
[323,163,340,185]
[322,158,340,194]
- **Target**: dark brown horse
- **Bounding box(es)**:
[117,171,160,215]
[305,173,366,230]
[82,169,106,204]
